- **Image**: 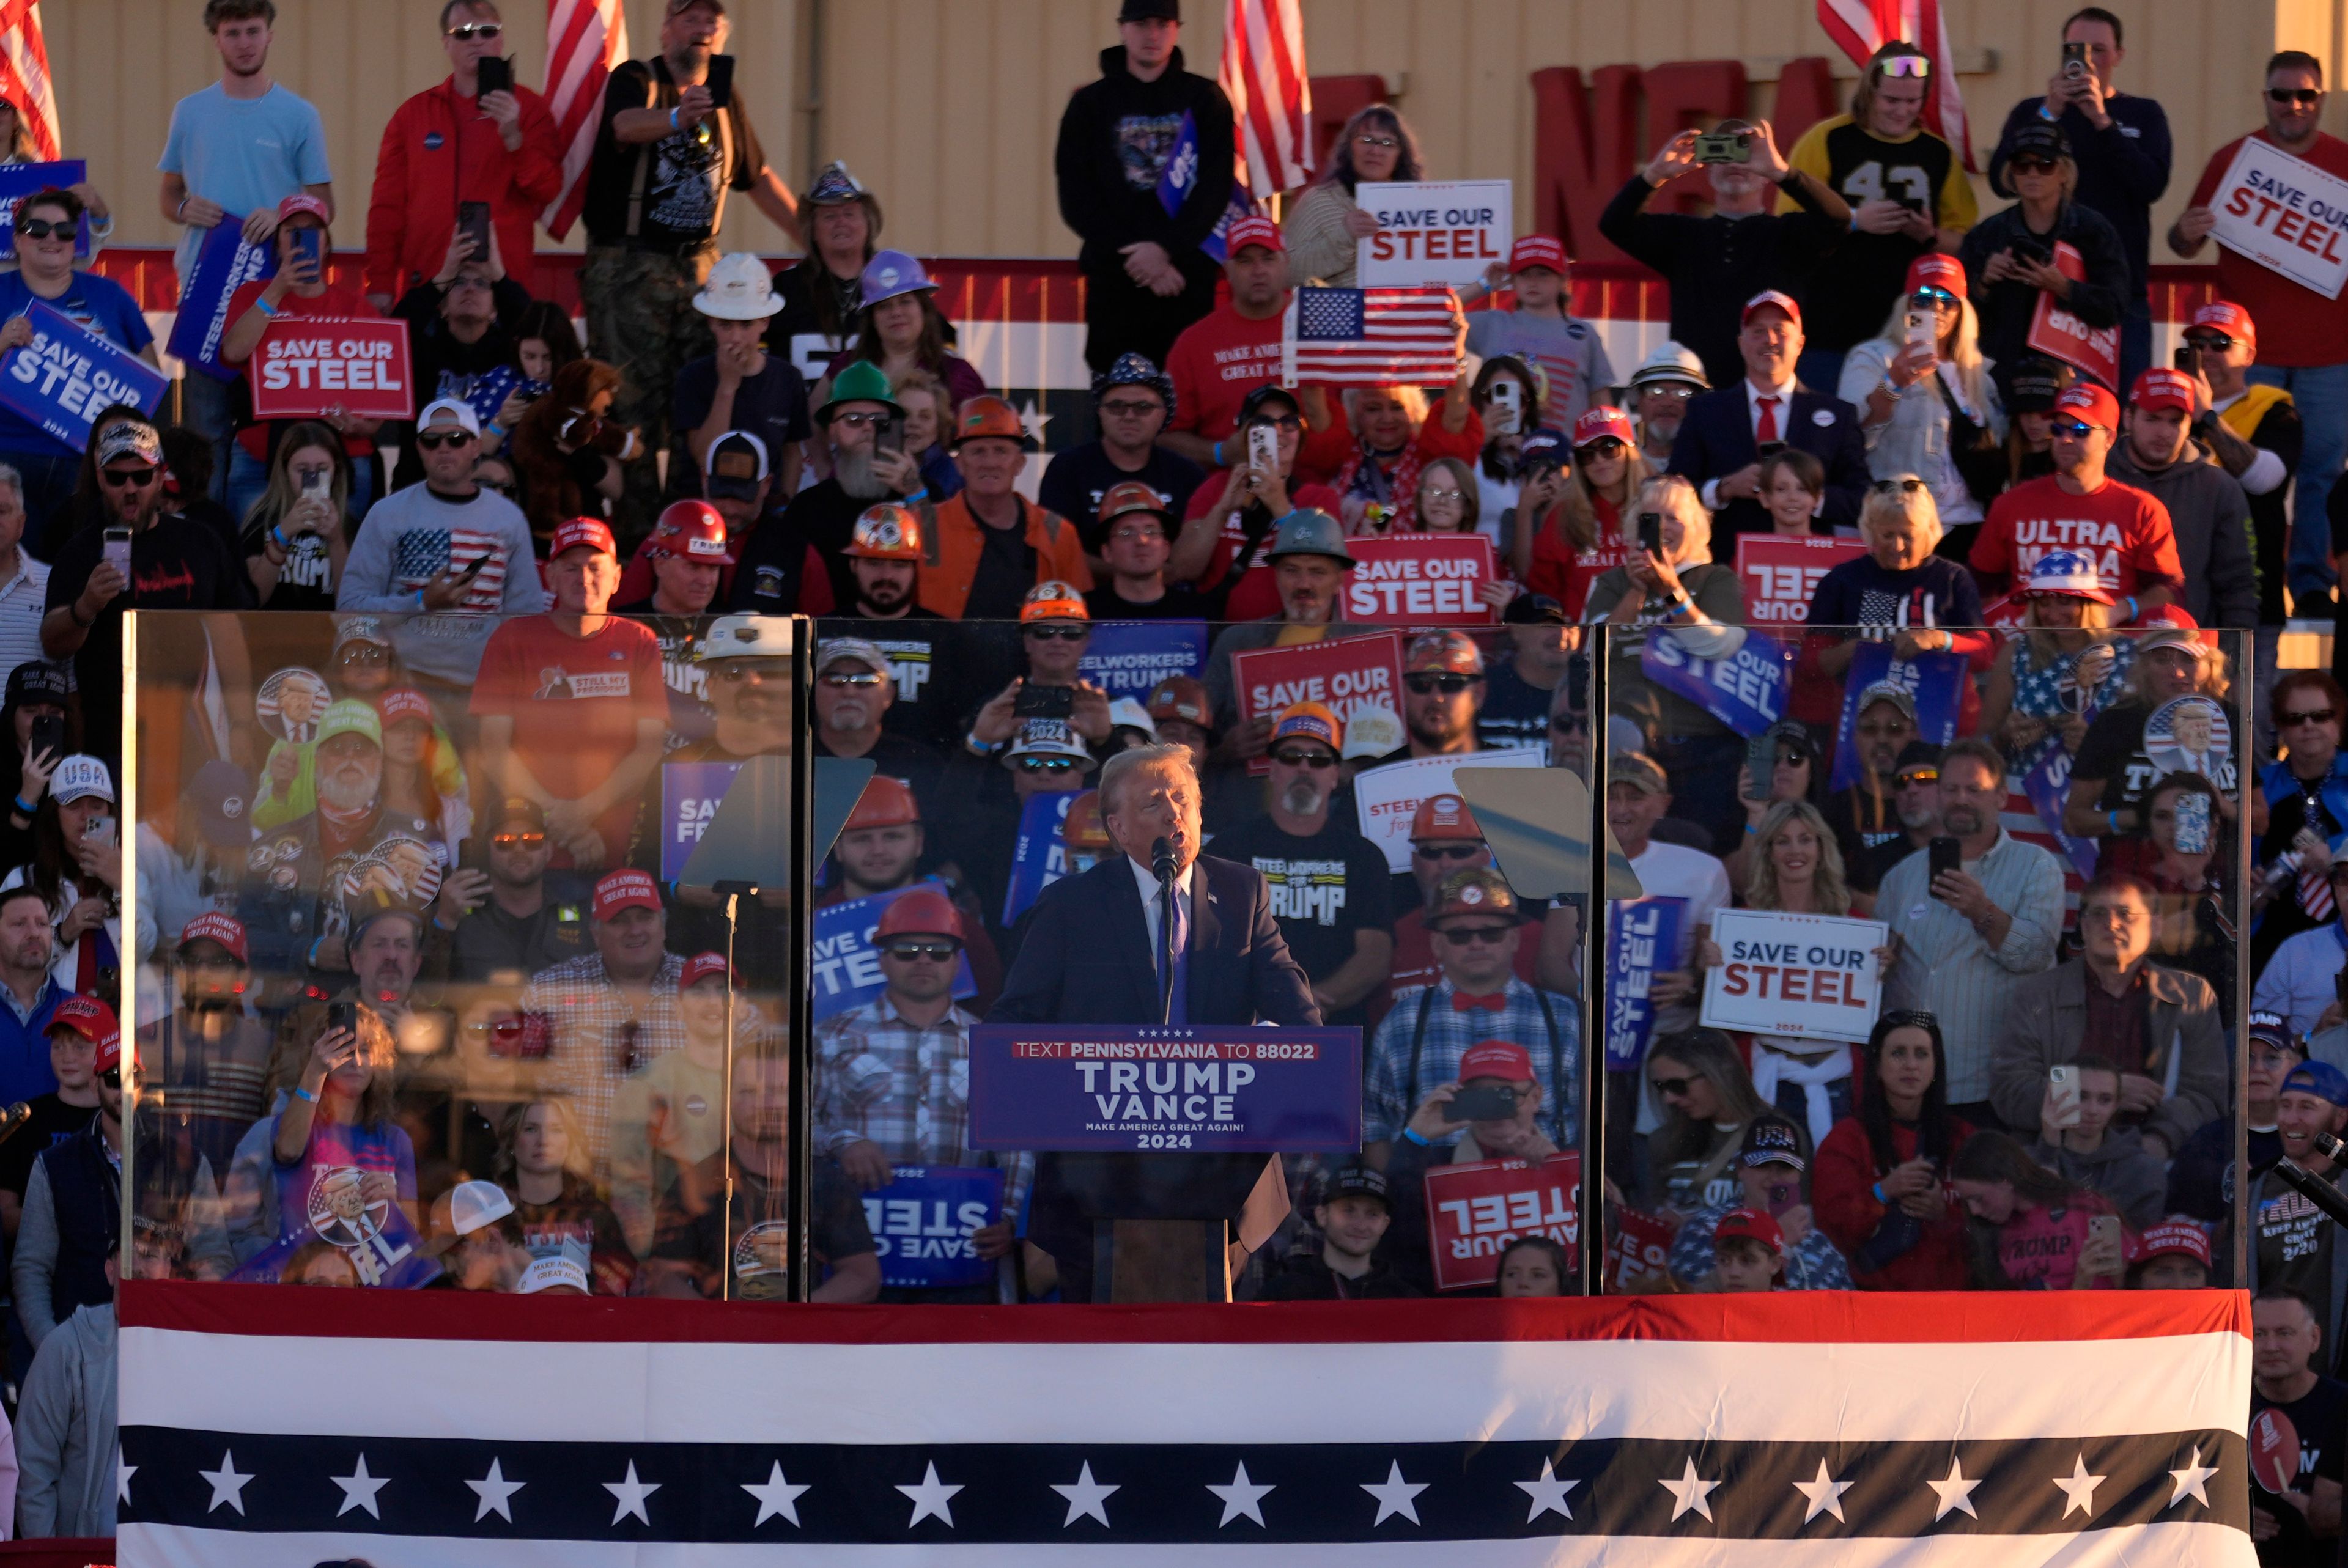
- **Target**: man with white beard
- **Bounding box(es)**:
[731,360,920,615]
[1204,702,1394,1028]
[237,699,439,982]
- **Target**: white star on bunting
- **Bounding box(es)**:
[1052,1461,1119,1527]
[1515,1457,1579,1522]
[1362,1459,1429,1526]
[467,1457,525,1523]
[198,1451,253,1516]
[1793,1457,1853,1523]
[2052,1452,2105,1518]
[2168,1446,2219,1510]
[1208,1460,1274,1527]
[604,1460,661,1526]
[331,1454,391,1519]
[898,1461,963,1528]
[116,1462,136,1506]
[1659,1457,1720,1522]
[744,1462,810,1527]
[1928,1455,1982,1522]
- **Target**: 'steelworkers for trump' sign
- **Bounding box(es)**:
[1078,619,1208,701]
[1351,748,1547,873]
[166,214,278,381]
[1343,535,1497,625]
[1735,536,1864,624]
[2210,136,2348,299]
[249,316,415,421]
[1699,908,1889,1044]
[1354,179,1512,287]
[1232,630,1405,775]
[0,302,168,449]
[1424,1152,1581,1291]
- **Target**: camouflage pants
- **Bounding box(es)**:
[580,242,717,537]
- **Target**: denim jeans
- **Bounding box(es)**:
[2248,360,2348,597]
[176,372,235,505]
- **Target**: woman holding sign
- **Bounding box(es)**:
[1296,373,1481,537]
[1955,121,2130,392]
[1280,106,1424,290]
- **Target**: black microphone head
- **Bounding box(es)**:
[1150,835,1176,878]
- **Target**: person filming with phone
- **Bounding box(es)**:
[1959,122,2130,393]
[241,422,352,610]
[1666,1117,1853,1291]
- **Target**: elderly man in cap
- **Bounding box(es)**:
[1056,0,1236,374]
[1626,343,1711,468]
[1041,355,1203,548]
[1172,383,1346,620]
[1362,866,1579,1169]
[964,583,1113,756]
[737,361,920,612]
[814,886,1030,1300]
[676,253,808,494]
[769,161,882,382]
[812,635,945,820]
[1200,508,1371,746]
[1480,594,1576,751]
[43,419,246,756]
[520,868,685,1172]
[1377,630,1488,763]
[920,397,1093,620]
[1161,218,1293,467]
[473,517,666,869]
[1213,703,1394,1026]
[1087,482,1209,619]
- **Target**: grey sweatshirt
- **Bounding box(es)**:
[334,482,548,685]
[16,1301,114,1539]
[2105,440,2257,630]
[2029,1126,2169,1230]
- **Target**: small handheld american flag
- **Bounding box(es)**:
[1281,285,1463,388]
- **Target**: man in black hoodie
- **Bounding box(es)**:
[1054,0,1236,375]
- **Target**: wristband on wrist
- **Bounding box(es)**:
[484,421,505,441]
[902,488,928,506]
[2121,595,2138,621]
[1212,440,1224,468]
[11,795,31,815]
[1872,1182,1887,1204]
[669,107,681,131]
[252,296,276,318]
[1401,1126,1431,1146]
[292,1084,316,1104]
[175,196,190,219]
[2107,810,2122,834]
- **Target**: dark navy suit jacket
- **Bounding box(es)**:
[1667,384,1870,543]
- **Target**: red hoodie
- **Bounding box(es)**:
[365,77,564,300]
[1814,1115,1975,1292]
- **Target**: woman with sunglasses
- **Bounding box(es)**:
[1813,1010,1973,1290]
[1280,105,1424,290]
[2251,672,2348,975]
[1838,253,2006,542]
[240,419,352,611]
[1718,728,1824,891]
[1977,548,2132,789]
[1956,120,2128,384]
[1638,1029,1771,1220]
[1519,407,1652,619]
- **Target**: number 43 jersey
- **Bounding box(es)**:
[1778,113,1977,353]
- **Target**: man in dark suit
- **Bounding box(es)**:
[991,742,1320,1299]
[1667,290,1870,543]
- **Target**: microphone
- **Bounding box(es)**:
[0,1101,31,1146]
[2272,1155,2348,1231]
[1150,836,1178,885]
[2317,1131,2348,1165]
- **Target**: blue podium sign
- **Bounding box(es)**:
[967,1023,1362,1154]
[861,1165,1003,1290]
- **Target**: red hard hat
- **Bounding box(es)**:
[951,394,1035,449]
[843,775,921,832]
[649,500,736,565]
[875,885,962,942]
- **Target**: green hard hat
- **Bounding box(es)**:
[816,359,904,424]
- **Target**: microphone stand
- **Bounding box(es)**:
[2270,1154,2348,1231]
[1151,835,1178,1028]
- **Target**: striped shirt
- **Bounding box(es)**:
[1880,830,2066,1104]
[812,995,1033,1218]
[0,552,49,687]
[1362,976,1581,1149]
[520,951,689,1178]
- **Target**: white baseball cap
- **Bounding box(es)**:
[517,1254,591,1295]
[418,397,482,436]
[695,252,785,321]
[51,754,113,807]
[445,1179,514,1237]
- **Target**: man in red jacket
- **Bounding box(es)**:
[364,0,564,305]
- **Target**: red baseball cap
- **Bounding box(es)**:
[550,517,618,559]
[1412,792,1483,842]
[1508,234,1570,275]
[2053,383,2119,432]
[177,911,249,965]
[875,885,963,943]
[591,869,662,920]
[1571,405,1636,449]
[1458,1039,1534,1083]
[374,686,435,730]
[277,193,331,226]
[1741,290,1801,326]
[2129,367,2196,416]
[2189,300,2254,351]
[1225,215,1285,256]
[2132,1221,2212,1268]
[1714,1207,1785,1255]
[50,995,122,1070]
[679,951,735,988]
[1905,252,1967,300]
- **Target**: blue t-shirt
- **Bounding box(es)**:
[0,270,154,452]
[158,83,332,281]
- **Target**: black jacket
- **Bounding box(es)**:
[1598,172,1842,391]
[1666,386,1870,542]
[1255,1250,1421,1301]
[1054,46,1235,285]
[1987,94,2173,307]
[1957,201,2130,387]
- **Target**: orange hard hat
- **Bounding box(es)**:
[842,774,921,833]
[1098,479,1173,528]
[950,394,1035,450]
[1021,579,1090,624]
[1411,792,1484,842]
[847,502,923,561]
[874,885,963,942]
[1060,788,1112,852]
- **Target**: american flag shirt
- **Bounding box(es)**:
[389,526,512,611]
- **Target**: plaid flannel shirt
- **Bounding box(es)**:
[1362,976,1581,1149]
[813,995,1033,1218]
[521,951,689,1176]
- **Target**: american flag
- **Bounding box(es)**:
[1817,0,1975,169]
[391,527,510,611]
[1219,0,1312,196]
[1282,285,1463,388]
[0,1,59,161]
[540,0,630,241]
[117,1283,2253,1564]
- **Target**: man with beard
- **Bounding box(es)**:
[2251,1064,2348,1379]
[734,361,920,613]
[0,883,63,1105]
[836,504,937,624]
[1201,509,1371,746]
[1824,684,1920,865]
[809,638,945,826]
[1207,704,1392,1027]
[821,505,956,748]
[1626,344,1710,469]
[388,246,536,490]
[448,799,592,982]
[128,912,273,1187]
[238,699,438,985]
[815,776,1002,1010]
[1375,631,1489,764]
[1854,742,1944,894]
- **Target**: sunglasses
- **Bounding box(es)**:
[832,410,889,427]
[2048,419,2097,440]
[1550,713,1587,734]
[1642,384,1697,401]
[1774,751,1806,768]
[1405,672,1480,694]
[1578,437,1628,457]
[1650,1074,1696,1097]
[414,430,475,450]
[2286,708,2339,726]
[1270,748,1337,768]
[1414,842,1482,861]
[13,218,70,240]
[1871,477,1926,494]
[1897,769,1940,787]
[1438,923,1513,946]
[1098,399,1162,418]
[1356,134,1400,149]
[885,940,961,961]
[2271,88,2325,106]
[99,1069,122,1090]
[447,21,504,40]
[100,466,158,488]
[1024,625,1087,641]
[2007,156,2059,175]
[1877,54,1932,78]
[820,671,886,687]
[491,831,547,849]
[1244,414,1302,432]
[2185,333,2236,353]
[1910,287,1957,307]
[1015,756,1080,773]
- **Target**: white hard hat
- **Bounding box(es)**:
[695,614,797,661]
[1107,698,1156,737]
[1626,340,1710,391]
[694,252,785,321]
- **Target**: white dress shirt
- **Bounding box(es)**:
[1128,854,1198,973]
[1700,376,1801,512]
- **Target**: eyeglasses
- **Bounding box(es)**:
[1014,756,1079,774]
[1419,487,1465,505]
[13,218,70,240]
[1649,1074,1695,1097]
[1109,524,1165,543]
[1438,923,1512,946]
[491,831,547,849]
[2185,333,2237,353]
[415,430,474,450]
[1405,672,1480,694]
[2007,156,2059,175]
[1877,54,1932,78]
[832,411,888,428]
[1269,748,1337,768]
[821,671,886,687]
[1025,625,1087,642]
[718,661,789,683]
[2271,88,2325,106]
[2286,708,2339,726]
[2048,419,2097,440]
[1244,414,1302,432]
[1414,842,1483,861]
[1356,134,1400,150]
[1910,287,1957,308]
[99,466,157,489]
[884,940,961,961]
[1871,477,1927,494]
[1098,399,1162,418]
[447,21,504,40]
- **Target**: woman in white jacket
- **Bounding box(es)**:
[1839,252,2005,554]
